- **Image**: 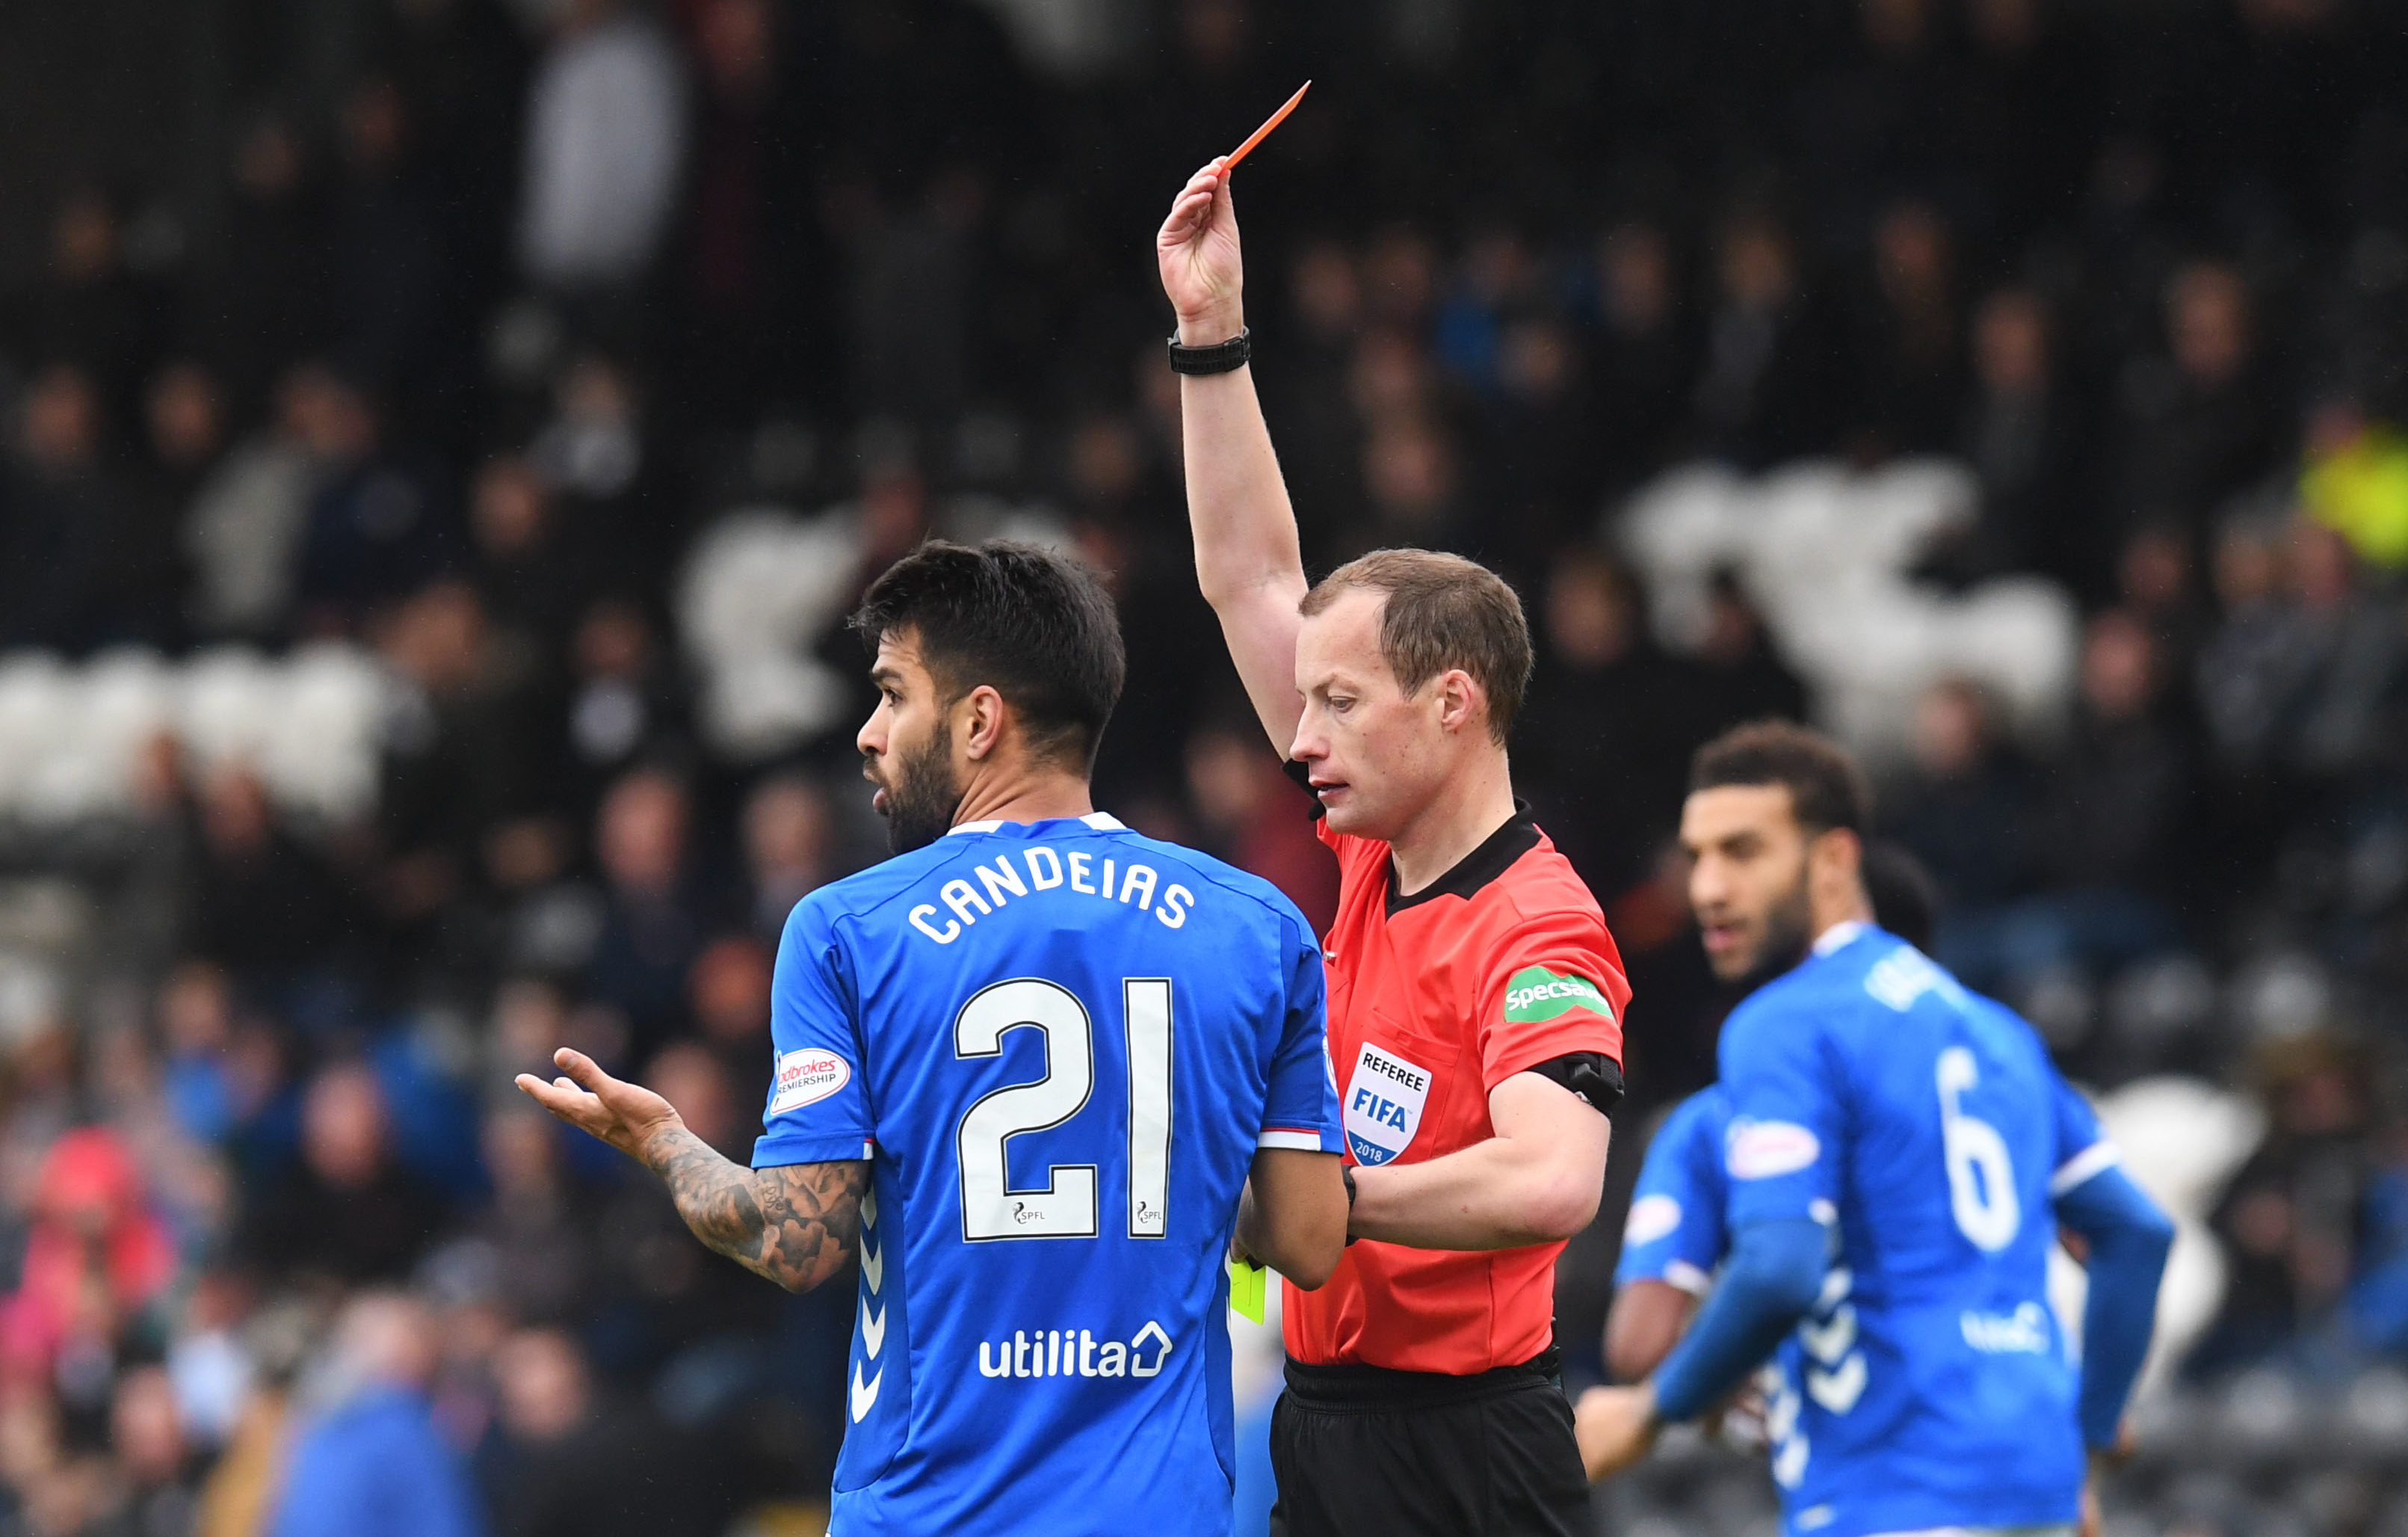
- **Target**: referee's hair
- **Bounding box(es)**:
[1298,549,1531,744]
[1688,719,1871,837]
[850,539,1127,771]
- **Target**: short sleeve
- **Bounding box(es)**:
[1478,907,1629,1091]
[1257,915,1343,1153]
[2046,1072,2120,1199]
[1715,995,1842,1228]
[1614,1093,1730,1294]
[751,898,875,1169]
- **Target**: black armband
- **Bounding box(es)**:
[1523,1053,1623,1118]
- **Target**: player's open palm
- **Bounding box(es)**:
[1157,160,1244,334]
[516,1047,682,1160]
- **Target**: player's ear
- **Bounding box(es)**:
[959,684,1007,762]
[1808,826,1865,907]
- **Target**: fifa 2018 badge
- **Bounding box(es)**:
[1344,1041,1431,1166]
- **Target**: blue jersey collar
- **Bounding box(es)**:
[945,812,1126,837]
[1811,919,1870,957]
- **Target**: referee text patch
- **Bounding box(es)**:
[1344,1042,1432,1166]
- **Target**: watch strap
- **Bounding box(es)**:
[1168,327,1252,375]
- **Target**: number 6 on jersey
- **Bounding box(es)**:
[1936,1045,2020,1251]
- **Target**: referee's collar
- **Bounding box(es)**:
[1385,801,1540,917]
[947,812,1126,837]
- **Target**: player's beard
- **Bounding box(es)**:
[1733,861,1817,990]
[871,721,965,856]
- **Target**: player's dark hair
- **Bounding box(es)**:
[1298,548,1532,744]
[1688,719,1871,837]
[850,539,1126,771]
[1861,839,1940,951]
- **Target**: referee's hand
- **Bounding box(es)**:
[1157,159,1244,345]
[516,1047,684,1163]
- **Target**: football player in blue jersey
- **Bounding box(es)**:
[1602,843,1939,1387]
[518,540,1349,1536]
[1578,722,2173,1537]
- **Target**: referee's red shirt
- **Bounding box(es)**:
[1284,804,1629,1375]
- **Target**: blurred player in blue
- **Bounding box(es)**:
[1601,843,1939,1386]
[1579,722,2174,1537]
[518,540,1348,1536]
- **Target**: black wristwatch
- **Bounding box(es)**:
[1341,1163,1358,1245]
[1168,327,1252,375]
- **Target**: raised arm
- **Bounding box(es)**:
[1157,160,1310,751]
[518,1048,867,1293]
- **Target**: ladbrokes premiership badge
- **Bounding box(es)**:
[769,1047,850,1115]
[1344,1041,1432,1165]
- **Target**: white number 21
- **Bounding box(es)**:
[955,978,1173,1242]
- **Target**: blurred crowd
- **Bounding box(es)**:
[1,0,2407,1532]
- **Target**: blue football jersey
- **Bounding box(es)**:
[1717,923,2111,1537]
[1614,1086,1732,1299]
[753,813,1342,1537]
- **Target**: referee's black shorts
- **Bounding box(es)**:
[1267,1348,1592,1537]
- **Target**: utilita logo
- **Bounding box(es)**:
[977,1322,1173,1381]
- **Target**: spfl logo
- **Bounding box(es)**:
[1344,1042,1432,1166]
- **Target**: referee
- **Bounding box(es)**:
[1157,161,1627,1537]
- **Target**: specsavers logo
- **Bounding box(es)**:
[1502,967,1612,1025]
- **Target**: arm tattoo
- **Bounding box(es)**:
[643,1126,869,1293]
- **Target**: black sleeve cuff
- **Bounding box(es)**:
[1522,1053,1623,1118]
